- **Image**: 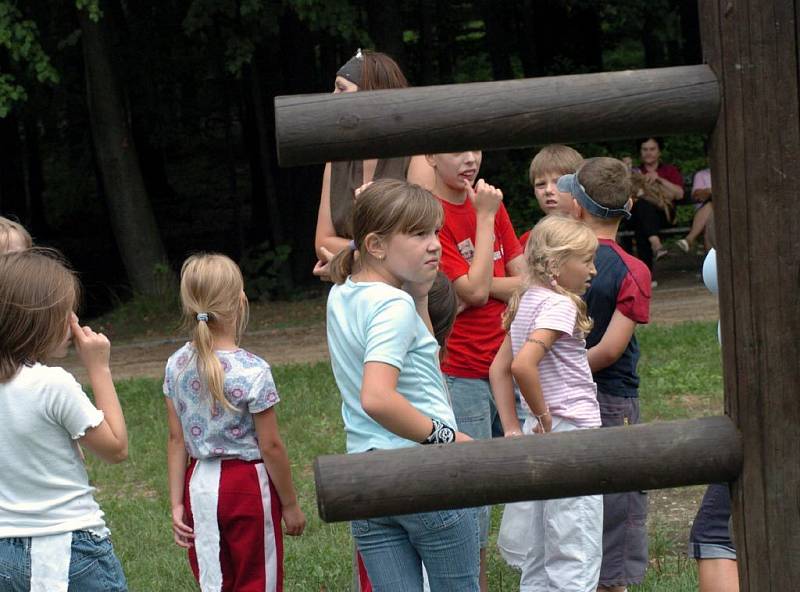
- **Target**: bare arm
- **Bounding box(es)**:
[254,408,306,535]
[315,162,351,258]
[406,155,436,191]
[452,180,502,306]
[362,362,470,442]
[656,176,684,201]
[511,328,562,433]
[71,315,128,464]
[165,398,193,548]
[587,310,637,373]
[490,254,525,302]
[490,336,521,435]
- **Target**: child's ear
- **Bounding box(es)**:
[625,197,634,212]
[569,197,583,220]
[363,232,386,261]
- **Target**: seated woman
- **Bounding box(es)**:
[676,167,715,253]
[628,137,684,271]
[314,50,434,272]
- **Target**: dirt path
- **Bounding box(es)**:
[63,282,717,383]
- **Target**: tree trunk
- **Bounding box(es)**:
[418,0,437,85]
[77,8,172,295]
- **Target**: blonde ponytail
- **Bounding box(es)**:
[180,254,248,411]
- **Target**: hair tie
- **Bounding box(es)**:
[549,277,559,289]
[196,312,209,322]
[349,240,357,252]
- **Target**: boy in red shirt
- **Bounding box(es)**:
[425,150,524,590]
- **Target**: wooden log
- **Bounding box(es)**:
[275,65,720,166]
[698,1,800,588]
[314,416,741,523]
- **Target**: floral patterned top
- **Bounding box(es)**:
[163,343,280,460]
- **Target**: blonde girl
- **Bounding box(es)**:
[0,216,33,252]
[164,254,305,592]
[326,179,479,591]
[0,249,128,591]
[492,215,603,592]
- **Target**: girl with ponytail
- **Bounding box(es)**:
[164,253,305,591]
[492,215,605,591]
[326,178,480,590]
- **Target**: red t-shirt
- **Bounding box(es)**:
[437,197,523,378]
[637,163,683,189]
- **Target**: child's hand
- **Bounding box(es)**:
[69,313,111,374]
[312,246,335,282]
[469,179,503,216]
[454,431,473,443]
[282,502,306,536]
[504,429,523,438]
[533,413,553,434]
[171,504,194,548]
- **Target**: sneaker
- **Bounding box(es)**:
[651,280,658,289]
[676,238,690,253]
[655,247,669,261]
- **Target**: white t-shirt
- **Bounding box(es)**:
[0,363,109,537]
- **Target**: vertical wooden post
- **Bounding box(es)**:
[698,1,800,588]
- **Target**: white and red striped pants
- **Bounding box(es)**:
[184,457,284,592]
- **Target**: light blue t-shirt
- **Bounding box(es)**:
[327,278,456,453]
[163,344,280,461]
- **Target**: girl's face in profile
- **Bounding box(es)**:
[333,76,359,94]
[557,250,597,295]
[382,227,442,288]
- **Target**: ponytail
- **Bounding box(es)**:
[329,247,357,285]
[180,253,247,412]
[192,314,232,411]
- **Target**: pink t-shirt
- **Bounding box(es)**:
[692,168,711,192]
[509,286,600,428]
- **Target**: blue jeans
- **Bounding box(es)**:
[0,531,127,591]
[445,375,496,547]
[352,509,480,591]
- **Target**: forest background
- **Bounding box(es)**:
[1,0,706,314]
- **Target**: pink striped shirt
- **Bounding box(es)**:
[509,286,600,428]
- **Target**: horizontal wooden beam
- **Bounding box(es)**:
[275,65,720,166]
[314,416,741,523]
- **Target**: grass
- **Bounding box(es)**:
[85,321,722,591]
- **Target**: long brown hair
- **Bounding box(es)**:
[180,254,249,411]
[0,248,79,382]
[360,50,409,90]
[503,216,597,335]
[329,179,443,284]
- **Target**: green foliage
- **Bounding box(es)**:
[288,0,365,42]
[0,0,59,115]
[240,241,294,301]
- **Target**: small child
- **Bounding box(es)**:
[164,254,305,591]
[0,249,128,591]
[493,215,603,592]
[518,145,584,247]
[327,179,479,591]
[0,215,33,252]
[562,157,652,591]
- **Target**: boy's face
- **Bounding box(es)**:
[533,171,576,215]
[428,151,482,191]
